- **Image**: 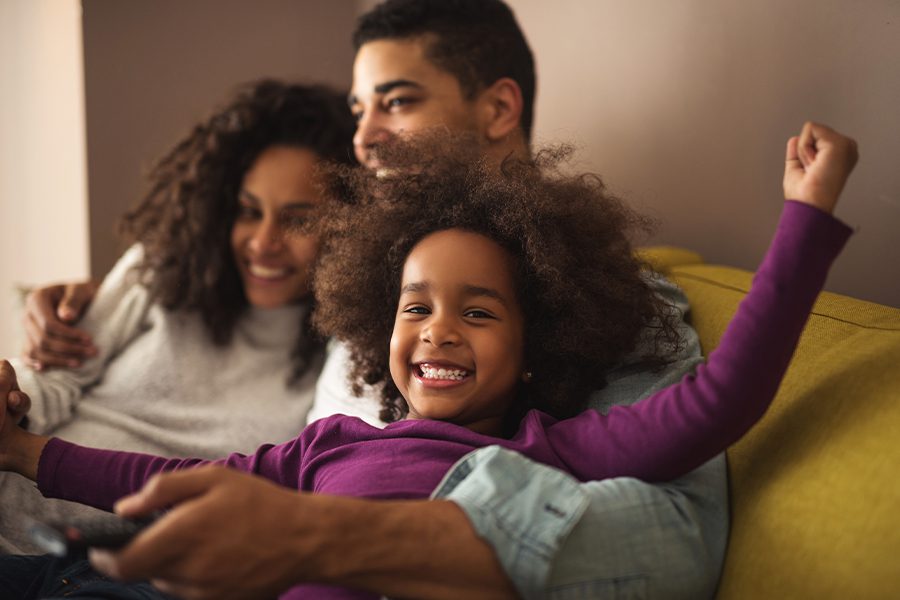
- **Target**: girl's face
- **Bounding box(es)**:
[389,228,526,436]
[231,145,322,309]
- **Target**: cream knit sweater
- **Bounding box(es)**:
[1,245,321,553]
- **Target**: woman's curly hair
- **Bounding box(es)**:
[313,134,682,425]
[119,79,356,381]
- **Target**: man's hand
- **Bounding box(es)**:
[0,360,47,478]
[22,280,99,370]
[90,467,334,600]
[90,466,518,600]
[784,121,859,215]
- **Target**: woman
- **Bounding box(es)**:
[0,79,355,554]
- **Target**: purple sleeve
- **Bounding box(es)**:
[543,201,852,482]
[37,429,314,511]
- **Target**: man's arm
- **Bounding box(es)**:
[435,445,726,599]
[22,279,99,370]
[430,274,728,599]
[94,466,518,600]
[550,457,726,597]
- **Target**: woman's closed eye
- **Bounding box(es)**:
[279,211,311,231]
[236,204,262,220]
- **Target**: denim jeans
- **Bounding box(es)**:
[0,554,172,599]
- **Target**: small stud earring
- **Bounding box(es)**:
[522,371,533,383]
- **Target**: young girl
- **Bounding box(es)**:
[0,122,857,600]
[0,79,355,554]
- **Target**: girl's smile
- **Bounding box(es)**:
[389,228,526,436]
[413,361,474,386]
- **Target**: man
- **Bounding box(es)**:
[13,1,726,598]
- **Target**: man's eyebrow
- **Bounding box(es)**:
[348,79,423,106]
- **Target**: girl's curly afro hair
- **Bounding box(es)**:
[313,133,681,425]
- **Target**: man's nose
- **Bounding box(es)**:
[353,110,392,161]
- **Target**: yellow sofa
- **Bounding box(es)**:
[642,246,900,599]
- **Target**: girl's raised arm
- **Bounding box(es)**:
[543,123,858,483]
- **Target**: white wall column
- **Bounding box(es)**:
[0,0,90,357]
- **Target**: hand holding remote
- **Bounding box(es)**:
[30,513,160,557]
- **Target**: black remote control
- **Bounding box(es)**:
[29,513,160,557]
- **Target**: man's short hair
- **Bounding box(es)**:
[354,0,537,141]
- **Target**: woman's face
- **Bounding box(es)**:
[389,229,526,436]
[231,145,322,308]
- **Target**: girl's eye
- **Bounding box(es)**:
[464,309,494,320]
[351,110,363,123]
[403,305,430,315]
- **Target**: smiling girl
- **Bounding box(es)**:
[0,123,857,599]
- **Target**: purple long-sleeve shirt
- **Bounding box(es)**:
[36,201,851,600]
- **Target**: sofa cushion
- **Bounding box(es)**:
[665,261,900,598]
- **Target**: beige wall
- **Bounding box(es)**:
[0,0,90,358]
[509,0,900,307]
[5,0,899,352]
[82,0,358,277]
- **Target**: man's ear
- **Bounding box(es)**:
[477,77,524,142]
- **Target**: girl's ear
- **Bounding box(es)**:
[476,77,525,143]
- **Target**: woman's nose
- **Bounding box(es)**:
[249,219,284,254]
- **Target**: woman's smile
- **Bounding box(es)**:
[245,261,297,283]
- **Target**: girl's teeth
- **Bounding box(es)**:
[420,365,468,381]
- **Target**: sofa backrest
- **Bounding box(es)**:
[665,260,900,598]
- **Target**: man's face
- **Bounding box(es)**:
[350,38,482,170]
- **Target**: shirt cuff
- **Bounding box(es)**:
[431,445,589,600]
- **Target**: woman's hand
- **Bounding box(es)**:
[784,121,859,215]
